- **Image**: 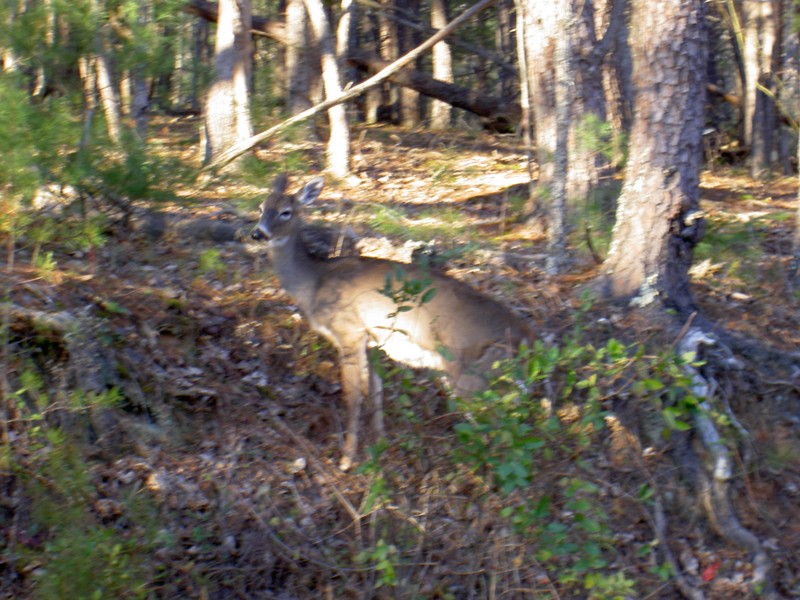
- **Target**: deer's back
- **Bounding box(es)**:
[305,256,531,374]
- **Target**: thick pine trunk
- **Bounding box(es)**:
[598,0,706,314]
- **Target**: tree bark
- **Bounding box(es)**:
[285,0,313,114]
[596,0,707,314]
[546,0,571,275]
[304,0,351,176]
[203,0,253,166]
[522,0,612,219]
[397,0,423,127]
[91,0,123,146]
[429,0,453,128]
[741,0,779,178]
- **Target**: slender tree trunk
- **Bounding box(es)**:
[94,21,123,144]
[96,55,123,145]
[32,0,55,96]
[78,55,98,151]
[599,0,633,147]
[130,1,151,138]
[568,0,610,202]
[286,0,312,114]
[514,0,535,199]
[524,0,611,223]
[398,0,422,127]
[362,10,384,123]
[546,0,571,274]
[191,17,209,112]
[521,0,561,217]
[430,0,453,128]
[337,0,357,66]
[597,0,706,314]
[379,1,400,123]
[304,0,350,176]
[793,130,800,279]
[203,0,253,166]
[495,0,516,100]
[741,0,779,177]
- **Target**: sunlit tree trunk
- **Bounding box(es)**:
[523,0,611,222]
[397,0,421,127]
[32,0,55,96]
[430,0,453,129]
[286,0,312,114]
[203,0,253,166]
[78,55,98,151]
[547,0,571,274]
[130,1,152,137]
[597,0,706,314]
[90,0,122,145]
[379,2,399,122]
[304,0,350,176]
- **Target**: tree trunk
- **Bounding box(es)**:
[203,0,253,166]
[596,0,706,314]
[429,0,453,128]
[90,0,123,146]
[495,0,516,100]
[568,0,611,202]
[397,0,422,127]
[546,0,571,275]
[599,0,633,142]
[523,0,612,220]
[741,0,779,178]
[304,0,351,176]
[514,0,535,196]
[78,55,98,152]
[285,0,313,114]
[130,2,152,138]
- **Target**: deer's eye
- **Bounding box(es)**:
[279,209,292,221]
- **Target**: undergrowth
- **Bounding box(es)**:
[342,290,720,599]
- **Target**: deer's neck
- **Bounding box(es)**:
[267,227,321,313]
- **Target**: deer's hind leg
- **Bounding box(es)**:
[336,337,372,471]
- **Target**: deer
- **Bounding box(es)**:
[252,174,533,470]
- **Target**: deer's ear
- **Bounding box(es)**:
[298,177,324,206]
[273,173,289,194]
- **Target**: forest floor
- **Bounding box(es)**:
[3,119,800,599]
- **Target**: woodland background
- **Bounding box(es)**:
[1,0,800,598]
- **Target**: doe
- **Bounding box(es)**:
[252,174,533,470]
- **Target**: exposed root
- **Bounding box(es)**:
[678,327,776,597]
